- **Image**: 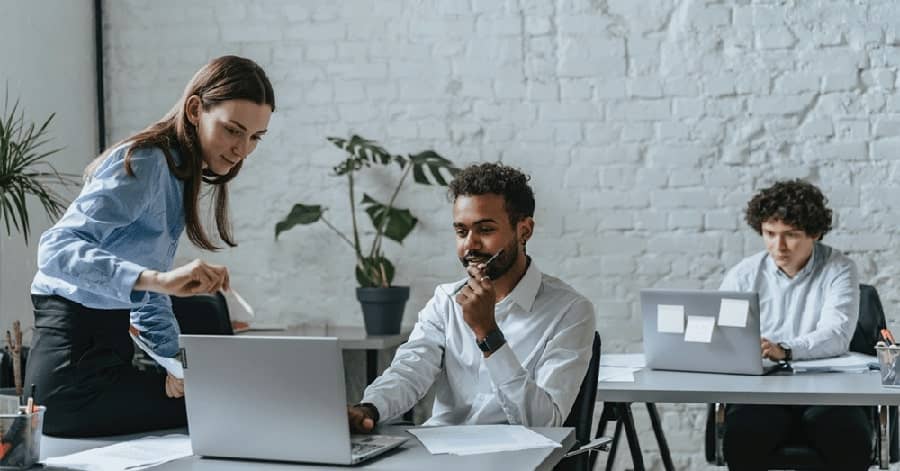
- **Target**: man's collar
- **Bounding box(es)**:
[767,243,819,280]
[502,258,541,312]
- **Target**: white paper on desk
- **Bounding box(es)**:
[791,352,875,373]
[599,353,646,368]
[657,304,685,333]
[223,288,255,320]
[131,333,183,379]
[43,434,192,471]
[409,425,561,456]
[598,366,639,382]
[718,298,749,328]
[684,315,715,343]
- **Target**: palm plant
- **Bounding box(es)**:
[0,92,77,243]
[275,135,458,288]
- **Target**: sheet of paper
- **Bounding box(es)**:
[597,366,640,383]
[657,304,685,333]
[131,333,183,379]
[791,352,876,373]
[43,434,192,471]
[718,298,749,328]
[684,315,715,343]
[408,425,561,456]
[599,353,646,368]
[223,288,255,320]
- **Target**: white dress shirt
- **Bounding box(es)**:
[362,260,596,427]
[719,242,859,360]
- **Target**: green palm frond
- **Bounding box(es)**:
[0,90,78,243]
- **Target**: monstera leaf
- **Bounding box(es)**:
[329,135,404,176]
[361,193,417,243]
[407,150,459,186]
[356,256,395,287]
[274,203,324,239]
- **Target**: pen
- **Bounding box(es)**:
[881,328,896,346]
[452,249,505,296]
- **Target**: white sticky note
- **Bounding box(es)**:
[718,298,749,328]
[657,304,685,333]
[684,315,716,343]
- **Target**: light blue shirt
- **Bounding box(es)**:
[32,143,185,358]
[720,242,859,360]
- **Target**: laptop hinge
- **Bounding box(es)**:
[179,348,187,369]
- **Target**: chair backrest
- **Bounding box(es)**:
[171,292,234,335]
[557,332,601,471]
[850,284,887,356]
[564,332,602,443]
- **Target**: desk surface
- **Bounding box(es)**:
[42,426,574,471]
[599,366,900,406]
[237,325,412,350]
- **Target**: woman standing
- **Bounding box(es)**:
[25,55,275,437]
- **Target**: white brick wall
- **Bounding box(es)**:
[104,1,900,469]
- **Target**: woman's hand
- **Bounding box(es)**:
[136,259,230,296]
[165,374,185,398]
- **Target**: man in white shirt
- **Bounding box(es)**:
[720,179,871,471]
[347,163,595,431]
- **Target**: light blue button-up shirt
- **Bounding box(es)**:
[32,143,186,358]
[720,242,859,360]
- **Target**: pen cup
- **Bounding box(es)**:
[0,405,44,469]
[875,346,900,388]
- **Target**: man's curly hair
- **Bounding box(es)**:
[448,163,535,224]
[745,179,833,239]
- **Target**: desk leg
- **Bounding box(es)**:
[646,403,674,471]
[880,404,890,470]
[605,417,624,471]
[617,403,645,471]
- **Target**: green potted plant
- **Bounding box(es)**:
[0,93,76,242]
[274,135,458,335]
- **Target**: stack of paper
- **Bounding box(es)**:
[408,425,561,456]
[43,434,192,471]
[791,352,876,373]
[597,353,645,383]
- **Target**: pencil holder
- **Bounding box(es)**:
[876,345,900,388]
[0,404,44,469]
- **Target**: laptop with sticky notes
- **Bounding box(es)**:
[641,289,782,375]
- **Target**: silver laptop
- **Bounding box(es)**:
[641,289,782,375]
[179,335,407,465]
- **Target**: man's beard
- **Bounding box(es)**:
[459,239,518,280]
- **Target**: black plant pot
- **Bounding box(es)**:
[356,286,410,336]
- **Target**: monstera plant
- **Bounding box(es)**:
[0,93,76,243]
[274,135,458,334]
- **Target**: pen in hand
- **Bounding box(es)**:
[453,249,505,296]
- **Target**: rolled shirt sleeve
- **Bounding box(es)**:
[35,146,163,305]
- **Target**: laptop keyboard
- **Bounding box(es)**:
[350,435,406,460]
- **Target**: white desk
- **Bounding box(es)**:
[596,357,898,470]
[41,426,574,471]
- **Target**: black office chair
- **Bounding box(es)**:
[171,292,234,335]
[704,283,899,469]
[555,331,602,471]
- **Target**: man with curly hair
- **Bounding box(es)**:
[347,163,595,432]
[720,179,872,471]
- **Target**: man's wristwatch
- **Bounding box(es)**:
[777,342,792,362]
[477,328,506,353]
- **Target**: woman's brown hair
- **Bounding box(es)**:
[86,55,275,250]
